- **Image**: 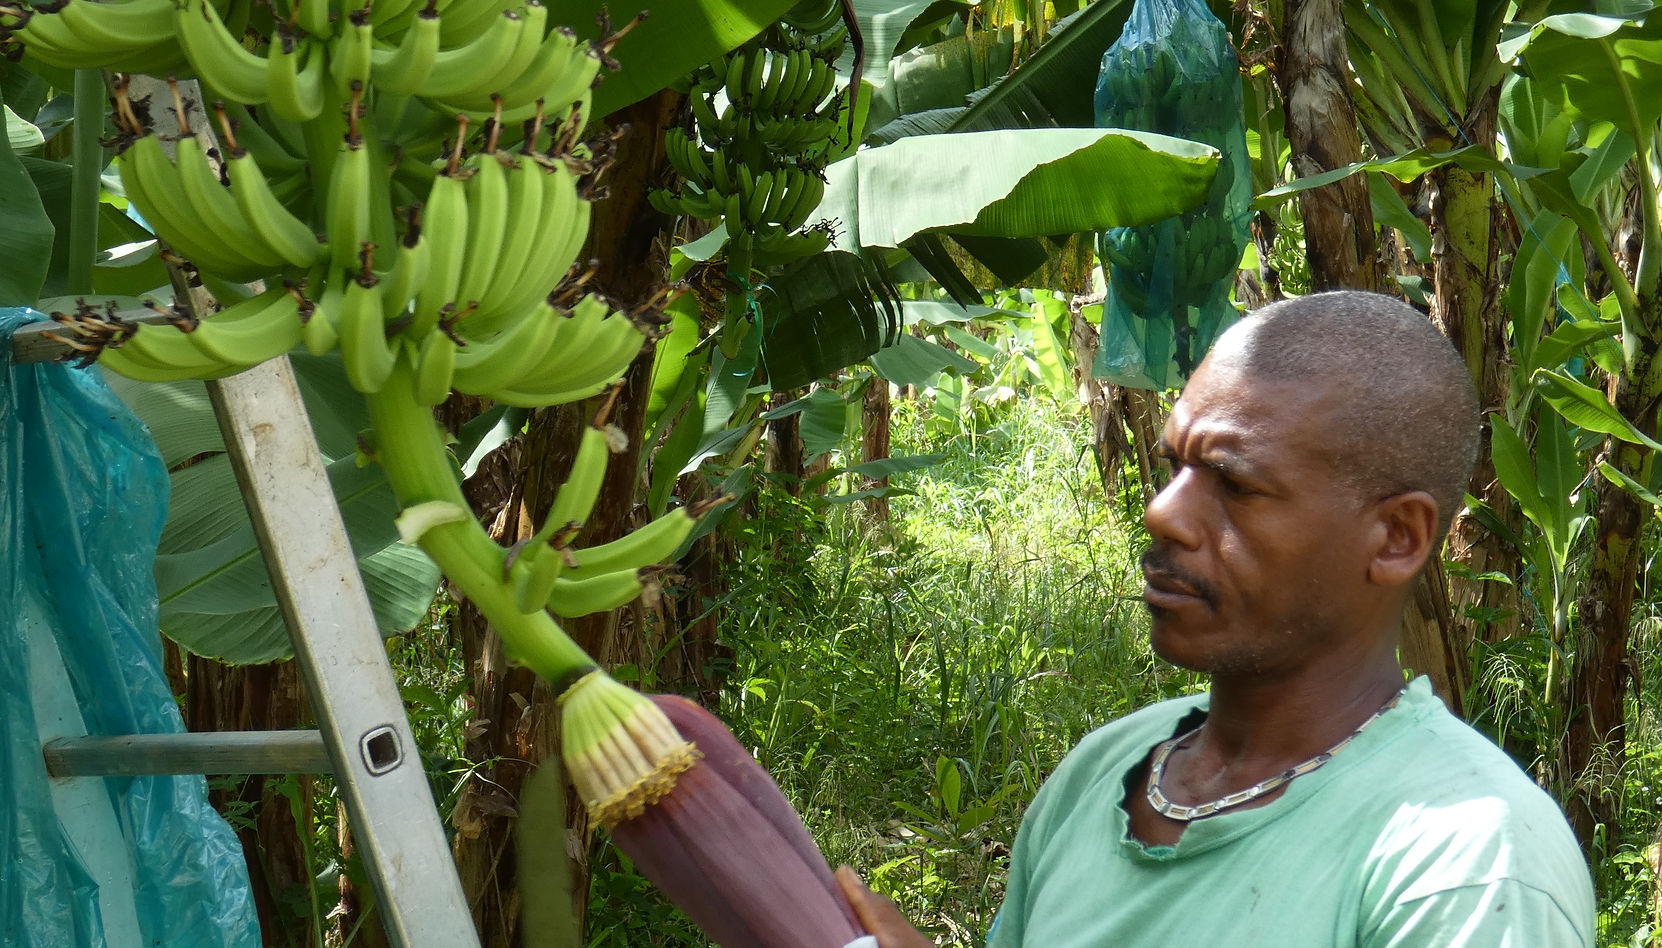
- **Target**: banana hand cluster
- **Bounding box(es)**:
[651,14,847,269]
[504,421,700,619]
[82,288,307,382]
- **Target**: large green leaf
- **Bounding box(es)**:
[0,86,52,307]
[6,104,42,153]
[1506,209,1582,371]
[1534,367,1662,451]
[836,0,962,78]
[1513,12,1662,134]
[103,354,442,664]
[1251,145,1543,211]
[869,333,978,386]
[562,0,801,118]
[813,128,1217,250]
[1488,414,1546,532]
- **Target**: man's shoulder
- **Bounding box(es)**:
[1349,691,1592,915]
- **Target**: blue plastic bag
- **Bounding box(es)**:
[1,308,260,948]
[1093,0,1252,389]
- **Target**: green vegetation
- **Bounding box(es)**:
[548,384,1662,947]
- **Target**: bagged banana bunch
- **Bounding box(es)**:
[1092,0,1251,390]
[4,0,871,942]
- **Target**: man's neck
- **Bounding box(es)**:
[1197,651,1406,768]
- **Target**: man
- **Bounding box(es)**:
[835,291,1596,945]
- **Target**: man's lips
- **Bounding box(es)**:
[1142,570,1209,609]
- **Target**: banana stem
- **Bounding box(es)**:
[67,69,105,294]
[365,355,597,683]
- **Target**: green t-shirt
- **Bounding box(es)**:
[986,677,1594,946]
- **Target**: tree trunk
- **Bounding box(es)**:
[860,379,892,521]
[448,87,684,947]
[1564,350,1660,848]
[1279,0,1474,711]
[185,657,314,947]
[1421,92,1519,668]
[1279,0,1379,293]
[765,393,806,497]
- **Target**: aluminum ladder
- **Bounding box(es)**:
[13,320,481,948]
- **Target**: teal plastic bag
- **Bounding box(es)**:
[1093,0,1252,389]
[1,308,260,947]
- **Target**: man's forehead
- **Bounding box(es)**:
[1166,361,1340,457]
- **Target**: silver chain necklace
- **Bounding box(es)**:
[1145,687,1407,823]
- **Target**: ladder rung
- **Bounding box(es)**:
[44,731,332,777]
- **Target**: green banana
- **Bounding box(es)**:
[453,149,511,328]
[474,150,547,320]
[173,133,288,270]
[370,5,442,96]
[420,10,523,101]
[325,130,372,270]
[546,569,643,618]
[565,507,696,578]
[511,543,567,614]
[265,28,325,122]
[174,0,268,105]
[340,269,396,393]
[411,169,468,339]
[542,422,612,536]
[185,286,305,365]
[451,299,565,394]
[411,329,458,406]
[304,265,346,355]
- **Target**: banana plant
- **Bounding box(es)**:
[1342,0,1525,662]
[1503,4,1662,844]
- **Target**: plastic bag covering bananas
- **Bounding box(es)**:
[650,0,846,272]
[1091,0,1252,389]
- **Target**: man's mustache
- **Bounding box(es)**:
[1140,544,1217,605]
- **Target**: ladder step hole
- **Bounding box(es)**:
[361,726,402,775]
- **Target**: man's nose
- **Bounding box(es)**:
[1143,468,1203,550]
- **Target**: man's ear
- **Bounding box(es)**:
[1366,491,1439,588]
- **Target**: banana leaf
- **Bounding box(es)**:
[835,0,963,79]
[866,0,1134,139]
[103,353,443,664]
[811,128,1217,250]
[1512,10,1662,133]
[760,249,903,390]
[0,87,52,307]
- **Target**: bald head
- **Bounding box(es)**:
[1203,291,1480,540]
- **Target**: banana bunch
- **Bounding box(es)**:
[110,87,327,287]
[10,0,605,126]
[650,15,847,269]
[0,0,190,73]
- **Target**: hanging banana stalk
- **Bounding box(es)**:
[9,0,868,942]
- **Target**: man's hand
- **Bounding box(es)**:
[835,865,936,948]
